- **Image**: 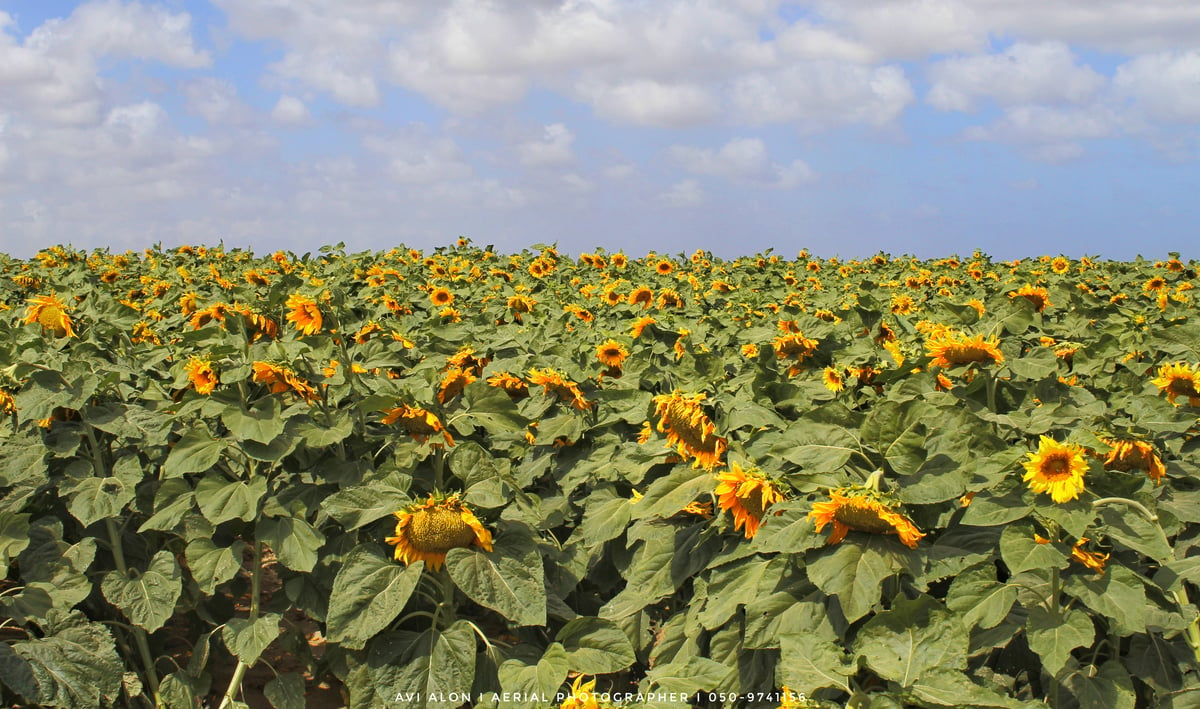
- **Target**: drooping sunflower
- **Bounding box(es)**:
[381,404,454,447]
[386,494,492,571]
[595,339,629,369]
[185,356,218,395]
[507,294,536,322]
[486,372,530,399]
[527,368,592,410]
[630,315,656,339]
[1070,538,1108,575]
[24,294,76,338]
[628,286,654,309]
[1009,284,1052,312]
[1152,362,1200,407]
[714,463,786,539]
[285,293,323,336]
[808,487,925,549]
[252,361,319,403]
[1100,437,1166,484]
[438,367,476,404]
[925,329,1003,368]
[652,391,726,470]
[1022,436,1088,503]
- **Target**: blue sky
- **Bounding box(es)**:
[1,1,1198,260]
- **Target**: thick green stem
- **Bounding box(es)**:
[1091,496,1158,522]
[87,426,159,698]
[219,540,262,709]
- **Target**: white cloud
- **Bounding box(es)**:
[516,123,575,168]
[361,126,474,184]
[730,63,914,128]
[927,42,1106,112]
[577,79,719,128]
[668,137,816,187]
[185,78,252,125]
[0,3,208,127]
[963,105,1122,162]
[271,95,310,124]
[658,179,704,208]
[1113,50,1200,124]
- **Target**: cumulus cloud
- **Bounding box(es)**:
[576,79,719,128]
[668,137,816,187]
[658,179,704,208]
[516,124,575,168]
[270,95,310,124]
[963,105,1122,162]
[361,125,474,184]
[185,78,253,125]
[1113,50,1200,123]
[927,42,1106,112]
[730,63,914,128]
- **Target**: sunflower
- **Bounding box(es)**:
[655,260,674,275]
[610,253,628,269]
[714,463,786,539]
[558,675,602,709]
[507,295,536,322]
[1143,276,1168,293]
[1051,256,1071,274]
[658,288,683,309]
[486,372,529,399]
[822,366,845,392]
[890,294,917,315]
[24,294,76,338]
[0,390,15,416]
[1009,284,1052,312]
[1022,436,1088,503]
[1152,362,1200,406]
[925,329,1003,368]
[285,293,323,335]
[430,287,454,307]
[233,305,278,341]
[185,357,218,395]
[1071,538,1108,575]
[630,316,656,339]
[438,367,476,404]
[741,343,759,358]
[628,286,654,309]
[252,361,319,402]
[808,487,925,549]
[595,339,629,369]
[386,494,492,571]
[527,368,592,410]
[381,404,454,447]
[1100,437,1165,484]
[652,391,726,470]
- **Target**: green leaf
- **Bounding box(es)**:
[290,412,354,447]
[19,523,96,611]
[599,532,675,620]
[427,621,477,708]
[138,478,196,532]
[854,595,968,687]
[769,423,859,471]
[643,656,731,695]
[0,511,31,566]
[946,563,1017,630]
[1062,565,1147,636]
[1061,660,1135,709]
[322,484,409,531]
[555,617,637,674]
[575,491,633,549]
[0,437,47,488]
[630,466,711,520]
[195,474,268,524]
[1007,347,1058,380]
[184,539,245,595]
[862,400,929,475]
[777,634,853,695]
[750,503,827,554]
[447,525,546,626]
[909,668,1038,708]
[156,671,208,709]
[456,382,528,436]
[264,672,307,709]
[698,556,782,630]
[257,514,325,573]
[497,643,568,709]
[62,473,136,527]
[101,550,182,633]
[1025,607,1095,677]
[327,545,423,650]
[6,610,123,708]
[222,613,282,665]
[807,536,910,622]
[1097,505,1172,562]
[1000,522,1068,575]
[221,396,284,443]
[163,423,226,477]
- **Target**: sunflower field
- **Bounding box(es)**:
[1,242,1200,709]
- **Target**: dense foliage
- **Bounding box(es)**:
[1,242,1199,709]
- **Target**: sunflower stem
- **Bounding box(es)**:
[433,447,446,492]
[219,539,262,709]
[1090,497,1158,523]
[87,425,160,700]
